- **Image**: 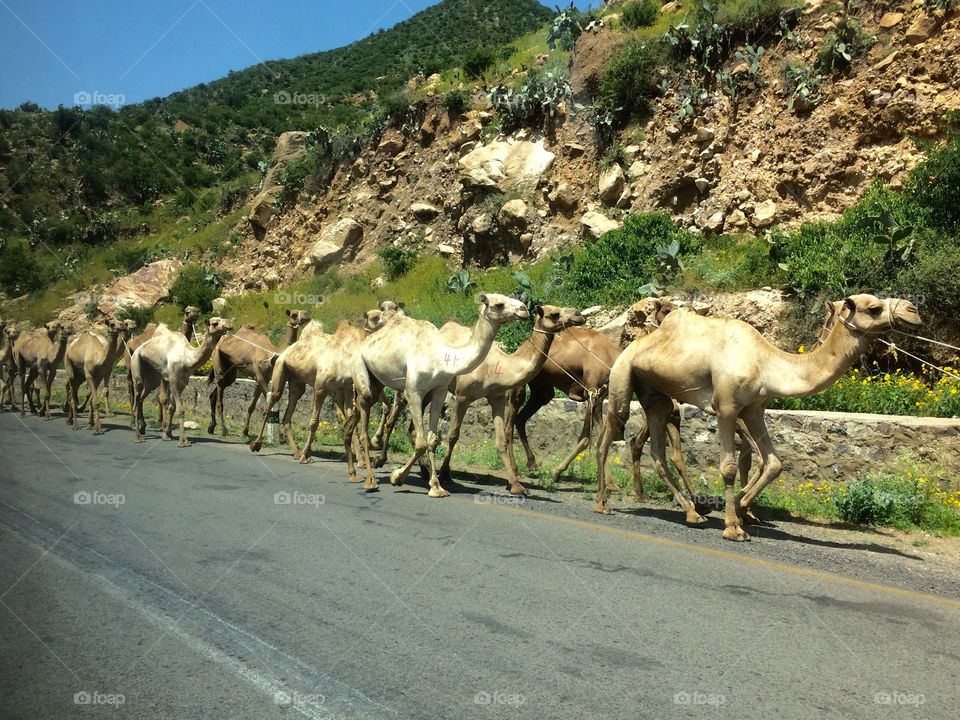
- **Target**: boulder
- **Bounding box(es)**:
[247,130,310,233]
[598,164,626,205]
[695,126,715,143]
[498,199,528,231]
[411,202,442,221]
[459,139,556,192]
[304,218,364,269]
[471,213,494,235]
[97,259,183,316]
[878,12,903,29]
[378,128,405,156]
[904,15,938,44]
[581,211,621,239]
[211,297,228,313]
[661,1,681,13]
[437,243,456,255]
[451,113,482,149]
[753,199,777,227]
[548,183,579,212]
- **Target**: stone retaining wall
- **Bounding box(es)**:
[86,374,960,482]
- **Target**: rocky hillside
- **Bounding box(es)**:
[227,0,960,294]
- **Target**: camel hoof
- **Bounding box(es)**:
[389,469,405,487]
[249,441,262,453]
[593,500,612,514]
[722,526,750,542]
[347,476,362,484]
[427,486,450,498]
[550,468,562,481]
[207,423,216,434]
[508,484,527,496]
[298,454,313,465]
[178,440,191,448]
[633,494,647,504]
[363,480,379,492]
[134,437,145,444]
[371,456,386,469]
[685,511,708,525]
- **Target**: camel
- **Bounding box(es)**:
[64,318,137,433]
[122,306,201,427]
[594,294,922,541]
[0,321,20,410]
[131,317,233,446]
[435,305,586,495]
[207,309,311,437]
[248,307,392,457]
[512,299,679,483]
[343,293,529,497]
[14,320,71,419]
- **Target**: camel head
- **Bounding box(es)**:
[284,309,312,327]
[835,294,922,336]
[4,325,18,344]
[204,317,234,340]
[363,309,387,333]
[477,293,529,325]
[42,320,61,338]
[534,305,586,333]
[378,300,406,323]
[182,306,201,324]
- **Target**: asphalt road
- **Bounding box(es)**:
[1,411,958,720]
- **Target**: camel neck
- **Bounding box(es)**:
[443,311,500,376]
[763,321,871,398]
[279,323,299,350]
[188,333,219,370]
[506,324,555,386]
[180,321,196,343]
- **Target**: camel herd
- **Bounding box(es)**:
[0,291,921,541]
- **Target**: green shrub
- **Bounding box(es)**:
[906,134,960,233]
[595,39,660,120]
[621,0,659,29]
[169,263,228,312]
[377,245,418,281]
[442,89,470,115]
[463,47,496,79]
[0,240,43,295]
[814,16,873,74]
[565,212,702,306]
[115,304,155,329]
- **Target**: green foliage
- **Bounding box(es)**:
[115,304,155,329]
[377,245,418,280]
[442,89,471,115]
[446,270,476,295]
[835,476,924,528]
[169,263,228,312]
[600,142,628,169]
[463,47,497,78]
[595,39,661,121]
[622,0,659,29]
[0,239,44,295]
[565,213,702,306]
[921,0,955,11]
[906,134,960,233]
[783,61,822,111]
[546,3,584,51]
[814,16,873,75]
[490,67,572,132]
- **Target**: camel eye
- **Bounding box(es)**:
[494,303,504,310]
[869,306,882,315]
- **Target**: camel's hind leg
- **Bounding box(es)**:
[300,388,329,464]
[513,382,552,473]
[437,396,470,485]
[282,381,306,457]
[490,394,526,495]
[644,394,706,525]
[85,372,103,434]
[735,406,783,517]
[371,392,404,468]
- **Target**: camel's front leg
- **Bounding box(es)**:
[437,395,470,484]
[172,381,190,448]
[554,392,606,482]
[716,409,748,541]
[39,364,54,420]
[85,372,102,434]
[630,422,650,502]
[282,381,306,457]
[126,373,136,427]
[372,392,404,468]
[389,389,433,491]
[490,394,526,495]
[735,406,783,520]
[514,383,551,473]
[299,388,328,464]
[423,387,449,498]
[101,384,113,417]
[159,380,174,440]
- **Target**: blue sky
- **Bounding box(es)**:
[0,0,594,110]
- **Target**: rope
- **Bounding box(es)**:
[564,327,613,372]
[523,329,597,400]
[892,330,960,355]
[224,332,279,357]
[876,339,960,383]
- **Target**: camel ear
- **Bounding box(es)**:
[843,297,857,314]
[534,305,544,318]
[823,300,835,318]
[478,294,489,306]
[285,309,291,318]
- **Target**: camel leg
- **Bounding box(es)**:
[422,387,449,498]
[490,394,526,495]
[39,364,54,420]
[369,398,390,450]
[157,382,169,431]
[645,395,706,525]
[437,395,470,485]
[217,368,238,437]
[300,388,328,464]
[243,366,270,437]
[126,374,136,427]
[372,392,405,468]
[171,380,190,448]
[630,422,650,502]
[665,409,696,499]
[736,407,784,515]
[85,372,102,434]
[66,377,80,428]
[514,382,552,473]
[207,374,220,435]
[388,389,434,491]
[346,368,380,491]
[716,409,748,541]
[101,385,113,417]
[249,389,282,452]
[282,381,306,457]
[132,375,149,443]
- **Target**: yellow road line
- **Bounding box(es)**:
[453,496,960,611]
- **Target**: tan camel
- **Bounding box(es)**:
[0,321,20,410]
[594,294,922,541]
[248,309,389,456]
[436,304,586,495]
[122,306,201,427]
[131,317,233,446]
[64,318,137,433]
[14,320,71,419]
[343,293,529,496]
[512,299,681,483]
[207,309,311,437]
